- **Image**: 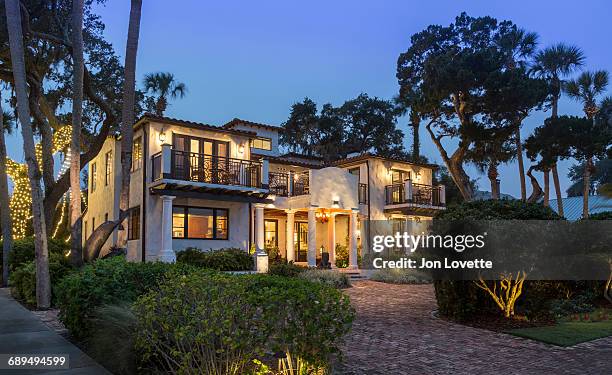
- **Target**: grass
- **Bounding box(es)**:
[506,320,612,347]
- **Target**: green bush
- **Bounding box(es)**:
[586,211,612,220]
[133,272,354,374]
[54,257,189,340]
[370,268,432,284]
[1,237,70,285]
[9,252,74,306]
[433,200,562,321]
[176,247,253,271]
[334,243,349,268]
[435,199,562,220]
[268,261,306,277]
[298,269,351,289]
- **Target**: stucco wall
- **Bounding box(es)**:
[229,122,280,157]
[144,196,251,261]
[82,136,121,255]
[310,167,359,210]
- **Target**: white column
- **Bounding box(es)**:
[307,206,317,267]
[254,203,268,273]
[328,213,336,268]
[159,195,176,262]
[285,209,296,262]
[439,184,446,206]
[261,159,269,188]
[348,210,359,269]
[255,204,265,253]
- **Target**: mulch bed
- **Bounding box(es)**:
[438,313,556,332]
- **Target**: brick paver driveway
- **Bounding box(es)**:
[339,281,612,375]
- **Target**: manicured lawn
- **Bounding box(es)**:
[506,321,612,347]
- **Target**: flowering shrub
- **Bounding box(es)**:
[133,272,355,374]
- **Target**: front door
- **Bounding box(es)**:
[295,222,308,262]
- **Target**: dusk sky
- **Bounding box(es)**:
[6,0,612,198]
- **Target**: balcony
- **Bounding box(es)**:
[385,181,445,207]
[152,148,264,189]
[268,171,309,197]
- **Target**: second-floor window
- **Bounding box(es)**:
[250,137,272,151]
[91,162,97,192]
[105,151,112,186]
[132,137,142,171]
[391,169,410,184]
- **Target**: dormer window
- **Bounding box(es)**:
[250,137,272,151]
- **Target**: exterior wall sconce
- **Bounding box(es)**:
[238,143,245,154]
[332,198,340,208]
[159,128,167,143]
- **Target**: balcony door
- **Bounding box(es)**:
[173,134,229,182]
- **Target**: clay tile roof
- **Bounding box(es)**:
[223,118,282,131]
[135,113,257,137]
[332,152,439,170]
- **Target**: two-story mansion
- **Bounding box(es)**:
[83,114,446,268]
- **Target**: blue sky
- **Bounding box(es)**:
[6,0,611,197]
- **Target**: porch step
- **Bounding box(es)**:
[337,269,369,281]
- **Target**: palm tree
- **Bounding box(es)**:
[143,72,187,116]
[497,28,539,202]
[70,0,84,265]
[4,0,51,308]
[531,43,585,215]
[565,70,609,218]
[118,0,143,248]
[1,98,14,287]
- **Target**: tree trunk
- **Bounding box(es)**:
[117,0,143,248]
[0,97,14,287]
[551,164,564,217]
[5,0,51,308]
[514,126,526,201]
[410,110,420,160]
[527,166,543,204]
[426,123,473,201]
[488,162,499,200]
[550,92,564,214]
[70,0,84,266]
[582,157,592,219]
[543,168,550,207]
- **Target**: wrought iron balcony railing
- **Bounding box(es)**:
[384,182,444,206]
[267,171,310,197]
[152,150,262,188]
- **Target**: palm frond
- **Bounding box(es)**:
[593,70,609,94]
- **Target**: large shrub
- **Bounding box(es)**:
[268,261,306,277]
[133,272,354,374]
[433,200,563,321]
[9,252,74,306]
[176,247,253,271]
[1,237,69,285]
[435,199,562,221]
[54,257,189,340]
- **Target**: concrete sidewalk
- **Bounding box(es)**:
[0,288,109,374]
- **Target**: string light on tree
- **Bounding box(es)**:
[6,125,72,238]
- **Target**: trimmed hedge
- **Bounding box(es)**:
[268,261,306,277]
[133,271,355,373]
[435,199,562,221]
[54,257,192,340]
[176,247,254,271]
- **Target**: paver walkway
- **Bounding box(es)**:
[0,288,109,374]
[340,281,612,375]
